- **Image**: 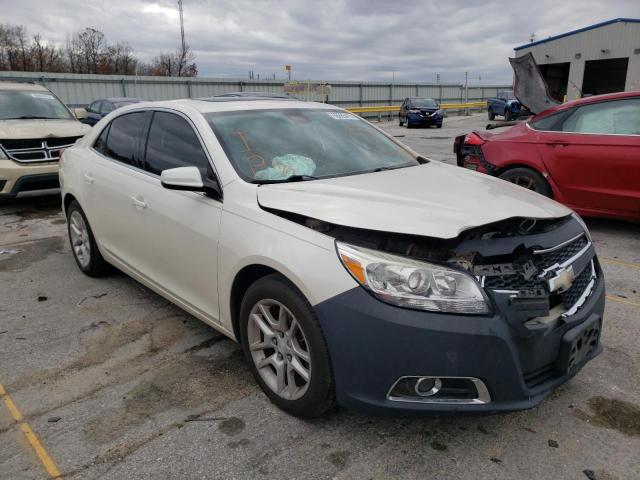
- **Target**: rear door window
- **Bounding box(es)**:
[93,124,110,156]
[103,112,146,166]
[561,98,640,135]
[530,110,573,131]
[143,111,210,176]
[99,101,114,115]
[88,101,101,113]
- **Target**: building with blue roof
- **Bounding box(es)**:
[514,18,640,101]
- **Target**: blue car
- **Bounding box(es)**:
[80,97,145,126]
[399,97,444,128]
[487,91,521,121]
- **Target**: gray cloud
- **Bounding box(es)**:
[3,0,638,83]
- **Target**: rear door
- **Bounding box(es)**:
[536,97,640,214]
[83,111,151,272]
[85,101,102,125]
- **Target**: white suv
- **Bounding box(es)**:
[0,82,90,197]
[60,97,604,417]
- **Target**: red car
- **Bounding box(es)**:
[454,91,640,222]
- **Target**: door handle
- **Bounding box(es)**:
[546,142,570,147]
[83,173,94,184]
[130,196,147,209]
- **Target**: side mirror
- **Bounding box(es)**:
[160,166,222,199]
[74,107,88,119]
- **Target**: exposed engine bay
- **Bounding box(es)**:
[269,208,598,339]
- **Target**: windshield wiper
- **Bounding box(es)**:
[256,174,319,184]
[370,162,418,173]
[2,115,61,120]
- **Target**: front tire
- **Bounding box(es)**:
[498,167,552,197]
[488,109,495,120]
[240,274,335,418]
[504,109,512,121]
[66,200,109,276]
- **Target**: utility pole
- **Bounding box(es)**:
[178,0,186,56]
[464,71,469,116]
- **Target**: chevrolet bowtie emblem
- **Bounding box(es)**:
[547,265,575,293]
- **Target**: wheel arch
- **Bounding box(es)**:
[63,192,77,216]
[229,263,303,343]
[495,163,556,199]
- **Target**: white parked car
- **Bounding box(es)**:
[60,97,604,417]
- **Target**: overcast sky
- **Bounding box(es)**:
[3,0,639,83]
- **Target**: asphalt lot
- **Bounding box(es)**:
[1,113,639,480]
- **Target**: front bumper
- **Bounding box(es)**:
[314,272,604,414]
[406,113,443,126]
[0,160,59,198]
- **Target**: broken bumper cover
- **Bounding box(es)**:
[314,275,604,414]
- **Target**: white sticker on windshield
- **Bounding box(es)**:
[326,112,357,120]
[31,93,55,99]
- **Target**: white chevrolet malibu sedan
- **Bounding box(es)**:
[59,97,604,418]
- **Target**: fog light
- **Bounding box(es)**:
[415,377,442,397]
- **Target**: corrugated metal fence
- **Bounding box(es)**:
[0,71,510,111]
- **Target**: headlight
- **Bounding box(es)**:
[409,108,421,113]
[336,242,490,314]
[434,109,444,116]
[0,148,8,160]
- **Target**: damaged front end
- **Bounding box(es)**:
[276,208,603,391]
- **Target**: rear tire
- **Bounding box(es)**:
[66,200,110,276]
[240,274,335,418]
[498,167,552,197]
[488,109,495,121]
[504,109,512,121]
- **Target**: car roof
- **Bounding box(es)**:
[98,97,145,103]
[0,81,49,92]
[543,91,640,114]
[117,98,338,115]
[208,92,293,99]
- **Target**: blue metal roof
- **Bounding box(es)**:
[514,18,640,51]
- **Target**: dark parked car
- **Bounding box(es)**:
[399,98,443,128]
[81,97,145,126]
[487,91,522,121]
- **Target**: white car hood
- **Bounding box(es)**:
[0,119,90,139]
[257,162,572,239]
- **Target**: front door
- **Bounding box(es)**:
[128,110,223,323]
[538,97,640,215]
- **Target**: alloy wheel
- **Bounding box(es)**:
[509,175,536,191]
[247,299,312,400]
[69,210,91,268]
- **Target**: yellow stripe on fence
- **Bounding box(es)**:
[346,102,486,114]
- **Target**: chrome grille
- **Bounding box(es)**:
[0,136,80,163]
[483,234,589,291]
[481,233,597,317]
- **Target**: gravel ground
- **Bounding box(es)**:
[1,113,639,480]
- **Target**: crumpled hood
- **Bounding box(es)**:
[257,162,571,239]
[509,52,561,114]
[0,119,90,139]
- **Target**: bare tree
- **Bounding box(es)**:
[149,45,197,77]
[0,22,197,77]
